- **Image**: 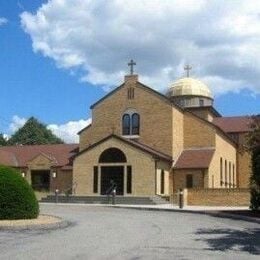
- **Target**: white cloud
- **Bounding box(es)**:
[47,118,91,143]
[0,17,8,26]
[8,115,91,143]
[9,115,27,133]
[20,0,260,95]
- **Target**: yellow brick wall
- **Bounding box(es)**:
[156,161,171,195]
[79,77,173,155]
[187,188,250,206]
[79,125,93,151]
[172,108,184,159]
[183,112,215,148]
[173,169,205,191]
[208,134,237,189]
[73,137,158,196]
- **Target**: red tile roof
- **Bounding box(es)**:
[0,144,78,168]
[0,150,18,166]
[174,148,215,169]
[213,116,252,133]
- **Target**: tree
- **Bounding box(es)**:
[248,115,260,211]
[0,166,39,220]
[0,133,7,146]
[7,117,64,145]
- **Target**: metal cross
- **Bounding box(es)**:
[128,59,136,75]
[184,64,192,77]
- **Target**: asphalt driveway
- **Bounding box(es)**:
[0,204,259,259]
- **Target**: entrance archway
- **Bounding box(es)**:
[99,148,126,195]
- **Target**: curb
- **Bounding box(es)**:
[0,215,70,231]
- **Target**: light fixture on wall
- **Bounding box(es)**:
[52,171,57,178]
[21,172,25,178]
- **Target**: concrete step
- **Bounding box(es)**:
[40,195,168,205]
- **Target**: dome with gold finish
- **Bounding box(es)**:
[167,77,213,99]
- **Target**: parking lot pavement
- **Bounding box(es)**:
[0,204,259,260]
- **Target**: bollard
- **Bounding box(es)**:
[179,189,183,209]
[55,188,59,203]
[112,189,116,205]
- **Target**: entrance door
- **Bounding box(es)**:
[101,166,124,195]
[31,170,50,191]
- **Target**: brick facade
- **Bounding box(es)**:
[187,188,250,206]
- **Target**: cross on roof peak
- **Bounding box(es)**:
[184,64,192,77]
[128,59,136,75]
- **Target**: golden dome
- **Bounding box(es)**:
[168,77,213,99]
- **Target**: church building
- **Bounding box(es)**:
[73,63,251,198]
[0,62,252,205]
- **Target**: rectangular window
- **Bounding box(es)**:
[93,166,98,193]
[127,166,132,194]
[199,99,204,106]
[186,174,193,188]
[160,170,165,194]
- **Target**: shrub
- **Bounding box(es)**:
[0,166,39,220]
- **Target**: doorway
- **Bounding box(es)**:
[101,166,124,195]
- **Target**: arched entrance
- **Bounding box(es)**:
[99,148,126,195]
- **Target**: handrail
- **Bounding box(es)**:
[64,181,78,195]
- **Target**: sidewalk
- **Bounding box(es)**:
[109,203,260,224]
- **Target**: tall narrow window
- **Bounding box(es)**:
[225,160,227,188]
[132,113,140,135]
[186,174,193,188]
[127,166,132,194]
[229,162,231,188]
[233,164,235,188]
[122,114,130,135]
[220,158,223,187]
[160,170,165,194]
[93,166,98,193]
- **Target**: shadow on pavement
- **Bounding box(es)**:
[195,227,260,255]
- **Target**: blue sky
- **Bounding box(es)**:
[0,0,259,142]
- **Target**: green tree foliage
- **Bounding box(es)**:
[0,133,7,146]
[7,117,64,145]
[0,166,39,220]
[248,115,260,211]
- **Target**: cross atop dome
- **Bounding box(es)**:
[184,64,192,77]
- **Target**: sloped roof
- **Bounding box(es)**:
[0,144,78,168]
[76,134,172,162]
[174,148,215,169]
[213,116,252,133]
[0,150,18,166]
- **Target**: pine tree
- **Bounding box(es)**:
[0,133,7,146]
[7,117,64,145]
[248,115,260,211]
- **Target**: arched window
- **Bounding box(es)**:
[132,113,140,135]
[122,114,130,135]
[122,110,140,136]
[99,148,127,163]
